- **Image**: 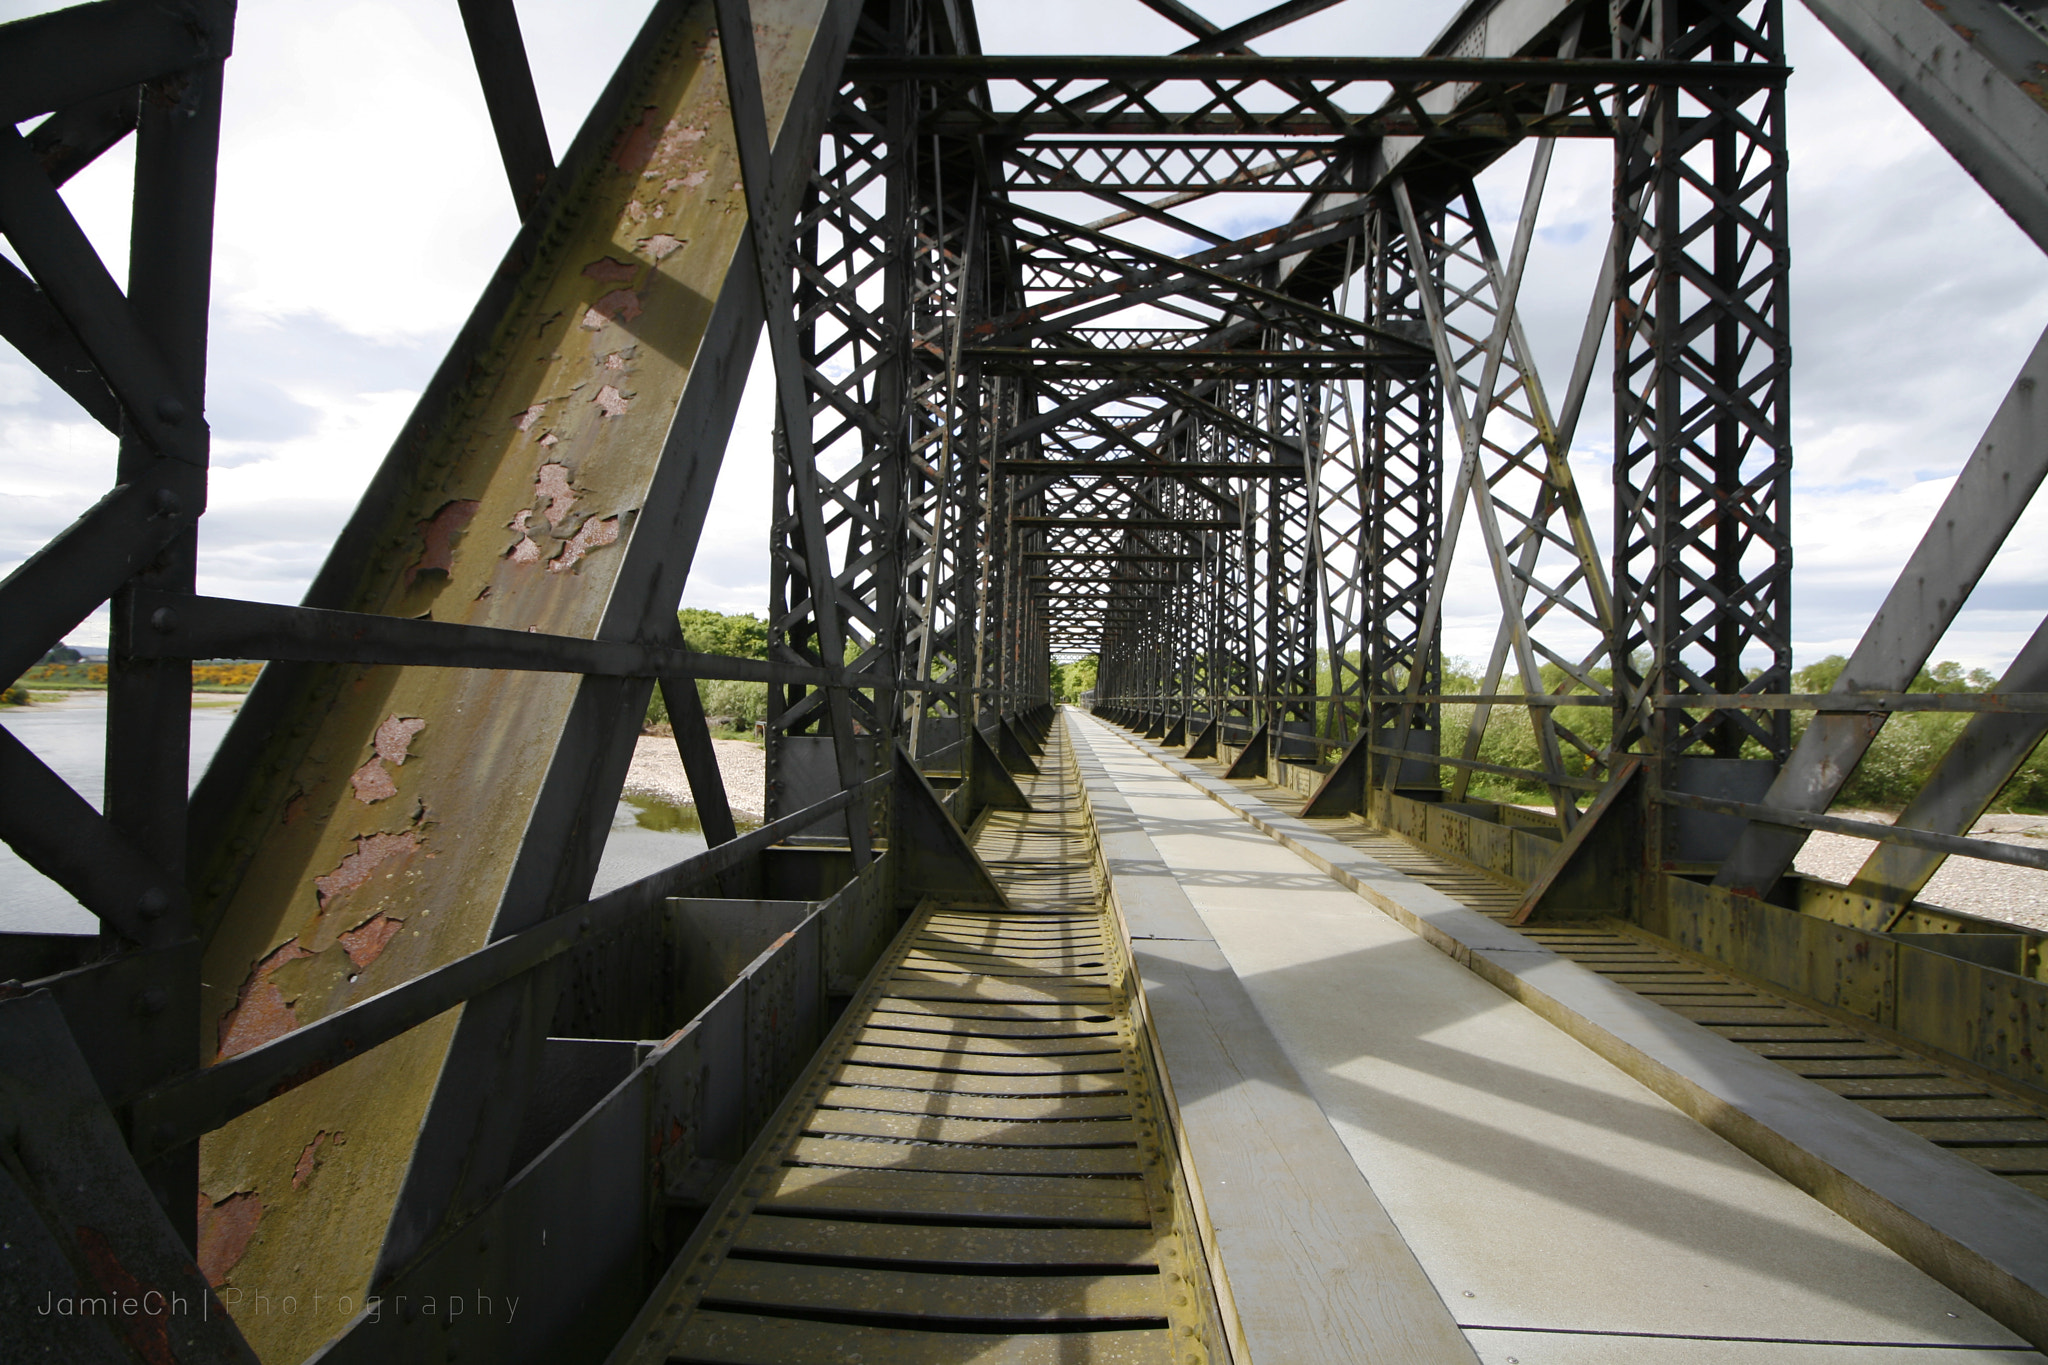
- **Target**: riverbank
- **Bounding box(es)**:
[622,734,767,821]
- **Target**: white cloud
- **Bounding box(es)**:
[0,0,2040,681]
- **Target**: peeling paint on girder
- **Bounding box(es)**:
[291,1131,329,1191]
[196,1190,263,1288]
[190,4,833,1357]
[312,830,420,909]
[217,940,313,1060]
[338,912,403,970]
[404,499,480,587]
[549,513,621,574]
[581,255,640,284]
[639,232,685,261]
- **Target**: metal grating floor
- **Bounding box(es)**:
[618,724,1216,1364]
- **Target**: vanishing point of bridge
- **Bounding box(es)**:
[4,0,2048,1361]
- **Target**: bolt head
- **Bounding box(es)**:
[149,606,179,634]
[150,488,181,516]
[137,887,169,919]
[155,397,185,424]
[138,987,168,1016]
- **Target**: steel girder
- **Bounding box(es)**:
[1610,0,1794,780]
[1358,202,1446,790]
[1393,174,1612,824]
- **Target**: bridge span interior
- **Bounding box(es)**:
[5,0,2048,1362]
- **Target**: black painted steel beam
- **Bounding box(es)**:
[456,0,554,217]
[998,460,1302,478]
[844,54,1788,84]
[0,0,233,125]
[27,82,140,186]
[120,590,840,686]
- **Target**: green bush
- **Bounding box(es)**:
[1437,654,2047,813]
[647,609,771,731]
[699,678,768,727]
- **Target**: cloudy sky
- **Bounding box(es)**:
[2,0,2043,677]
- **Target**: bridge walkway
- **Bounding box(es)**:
[1243,757,2048,1206]
[615,721,1223,1364]
[1068,709,2044,1364]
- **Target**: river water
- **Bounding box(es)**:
[0,692,707,936]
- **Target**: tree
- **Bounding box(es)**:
[1051,655,1097,702]
[678,608,768,660]
[648,609,772,733]
[1794,654,1847,693]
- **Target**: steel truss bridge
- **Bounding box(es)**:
[5,0,2048,1360]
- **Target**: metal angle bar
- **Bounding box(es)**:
[119,589,838,685]
[717,0,869,860]
[1652,693,2048,713]
[0,472,199,685]
[997,200,1414,349]
[1366,741,1605,792]
[27,82,140,187]
[969,347,1409,375]
[1347,691,2048,712]
[931,111,1615,138]
[0,0,232,125]
[1199,0,1349,48]
[456,0,555,217]
[1001,0,1352,129]
[842,55,1788,84]
[907,184,982,757]
[1852,616,2048,926]
[1008,154,1232,246]
[1392,177,1577,824]
[0,254,119,429]
[0,723,183,943]
[126,775,890,1160]
[102,64,224,1254]
[0,126,201,461]
[1021,552,1200,560]
[1657,786,2048,876]
[1717,319,2048,896]
[997,460,1303,477]
[1449,41,1616,794]
[658,666,738,848]
[1135,0,1225,40]
[1801,0,2048,255]
[1012,517,1235,528]
[1007,142,1336,198]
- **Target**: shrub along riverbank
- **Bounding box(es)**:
[1431,654,2044,813]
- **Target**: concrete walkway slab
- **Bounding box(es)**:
[1069,713,2040,1358]
[1464,1331,2041,1364]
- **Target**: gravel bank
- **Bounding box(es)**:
[1791,811,2048,933]
[623,735,766,820]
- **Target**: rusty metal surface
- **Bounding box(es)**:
[180,4,842,1357]
[613,724,1219,1364]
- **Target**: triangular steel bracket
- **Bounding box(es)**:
[997,717,1041,775]
[970,726,1033,814]
[894,746,1012,909]
[1223,722,1270,779]
[1303,730,1371,817]
[1509,757,1646,925]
